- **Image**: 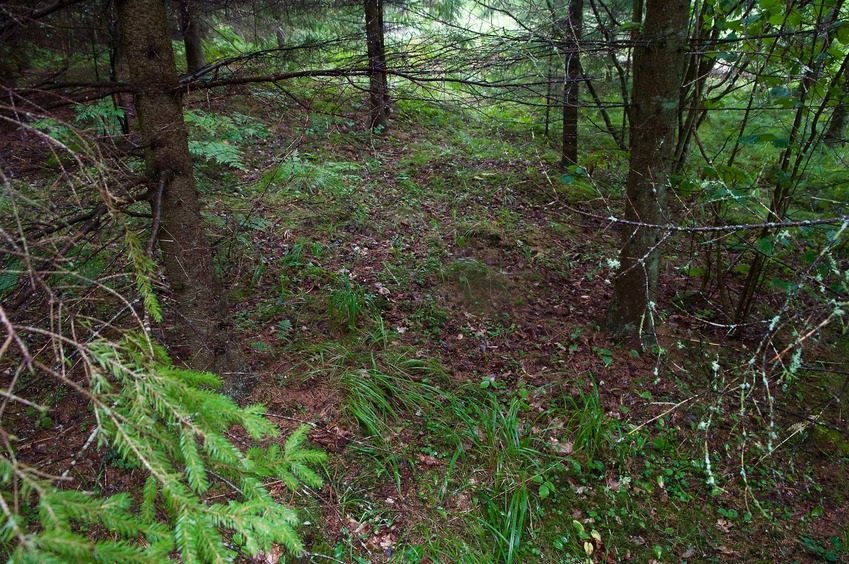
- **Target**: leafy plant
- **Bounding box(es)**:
[74,99,126,136]
[273,154,363,199]
[447,258,508,302]
[184,109,269,170]
[203,23,258,60]
[801,535,845,562]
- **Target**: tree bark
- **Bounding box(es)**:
[604,0,689,344]
[560,0,583,169]
[115,0,254,399]
[365,0,390,131]
[824,63,849,146]
[179,0,205,74]
[825,101,849,146]
[0,27,31,87]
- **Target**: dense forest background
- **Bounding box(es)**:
[1,0,848,561]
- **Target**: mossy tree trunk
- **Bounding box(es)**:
[115,0,254,399]
[365,0,390,131]
[604,0,689,344]
[560,0,583,169]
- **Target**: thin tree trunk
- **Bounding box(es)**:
[587,0,627,150]
[365,0,390,131]
[0,28,30,87]
[674,0,719,172]
[585,77,625,150]
[544,52,553,137]
[179,0,205,73]
[604,0,690,344]
[560,0,583,169]
[107,2,130,134]
[824,63,849,146]
[115,0,254,400]
[734,9,845,326]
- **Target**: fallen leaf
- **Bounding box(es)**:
[417,454,439,466]
[256,544,283,563]
[550,438,573,455]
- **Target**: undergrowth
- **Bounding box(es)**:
[7,43,849,563]
[0,335,325,562]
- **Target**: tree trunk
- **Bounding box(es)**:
[824,64,849,146]
[365,0,390,131]
[0,28,31,87]
[560,0,583,169]
[179,0,205,74]
[673,0,719,172]
[107,3,130,134]
[604,0,689,344]
[825,102,849,146]
[115,0,254,400]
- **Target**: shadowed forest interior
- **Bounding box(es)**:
[1,0,848,561]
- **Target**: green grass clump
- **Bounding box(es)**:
[447,258,509,303]
[328,276,374,332]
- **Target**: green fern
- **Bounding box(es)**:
[188,139,247,170]
[183,109,269,171]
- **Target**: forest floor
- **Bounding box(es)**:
[7,87,849,563]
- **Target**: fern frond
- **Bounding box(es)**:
[268,519,303,556]
[283,424,310,453]
[238,475,274,503]
[124,231,162,323]
[161,366,221,389]
[194,513,233,563]
[201,433,243,465]
[188,139,247,170]
[287,463,324,489]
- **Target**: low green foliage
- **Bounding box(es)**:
[12,16,849,561]
[452,396,559,563]
[203,23,259,60]
[184,109,269,171]
[73,99,126,136]
[1,335,325,562]
[566,378,611,461]
[447,258,509,302]
[328,276,374,331]
[801,535,845,562]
